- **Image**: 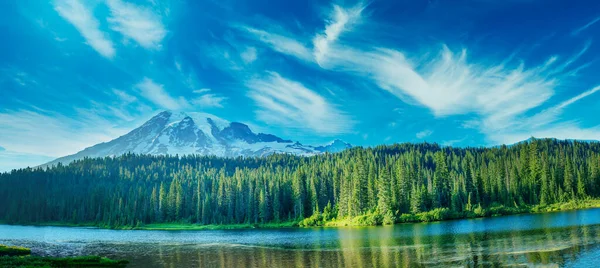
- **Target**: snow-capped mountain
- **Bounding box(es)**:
[315,139,353,153]
[44,111,352,166]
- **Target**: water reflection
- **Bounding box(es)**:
[47,224,600,267]
[2,209,600,267]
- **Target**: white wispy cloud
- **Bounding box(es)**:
[487,84,600,144]
[203,44,245,71]
[572,16,600,35]
[0,150,55,172]
[54,0,116,58]
[239,4,364,66]
[136,78,226,110]
[191,89,226,108]
[0,67,156,165]
[193,88,211,94]
[136,78,184,110]
[490,123,600,145]
[173,59,208,92]
[549,41,591,75]
[313,3,364,65]
[246,72,352,134]
[108,88,152,121]
[0,91,158,170]
[173,60,228,108]
[192,94,226,108]
[309,4,600,145]
[416,129,433,139]
[242,27,313,62]
[106,0,166,50]
[0,109,132,157]
[317,45,557,123]
[242,3,600,145]
[2,69,38,87]
[555,85,600,110]
[112,88,137,103]
[240,46,258,64]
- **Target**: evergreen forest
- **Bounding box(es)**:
[1,138,599,228]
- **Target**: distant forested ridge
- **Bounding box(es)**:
[1,138,600,227]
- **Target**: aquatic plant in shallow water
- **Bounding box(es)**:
[0,244,128,267]
[0,244,31,257]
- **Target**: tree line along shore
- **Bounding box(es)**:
[1,138,600,229]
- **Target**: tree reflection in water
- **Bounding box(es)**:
[112,223,599,267]
[3,210,600,268]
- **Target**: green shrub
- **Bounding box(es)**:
[473,204,485,217]
[397,213,418,223]
[486,205,523,217]
[415,208,450,222]
[351,212,383,226]
[299,202,338,227]
[299,212,325,227]
[382,211,396,225]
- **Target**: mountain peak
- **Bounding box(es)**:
[330,139,350,146]
[149,110,173,122]
[42,111,352,166]
[316,139,352,153]
[158,110,173,117]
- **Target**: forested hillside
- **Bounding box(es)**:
[1,138,600,228]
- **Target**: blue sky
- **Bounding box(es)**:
[2,0,600,171]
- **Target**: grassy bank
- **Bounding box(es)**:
[303,199,600,227]
[0,220,300,231]
[531,199,600,213]
[137,221,298,231]
[3,200,600,231]
[0,221,99,229]
[0,244,128,267]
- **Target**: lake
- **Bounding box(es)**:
[2,208,600,267]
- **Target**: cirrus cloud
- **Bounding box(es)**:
[135,78,226,110]
[246,72,352,134]
[416,129,433,139]
[106,0,167,50]
[54,0,116,58]
[243,3,600,145]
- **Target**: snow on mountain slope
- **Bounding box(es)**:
[43,111,352,166]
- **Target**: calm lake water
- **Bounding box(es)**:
[2,209,600,267]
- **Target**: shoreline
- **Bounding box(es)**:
[2,200,600,231]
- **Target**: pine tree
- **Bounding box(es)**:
[577,171,587,199]
[292,170,306,219]
[377,165,392,215]
[433,152,449,208]
[564,159,575,199]
[159,182,167,222]
[540,160,552,205]
[410,183,423,214]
